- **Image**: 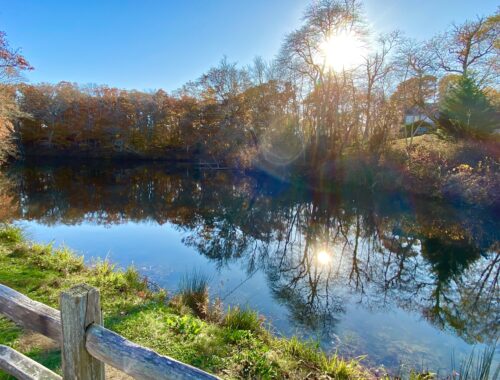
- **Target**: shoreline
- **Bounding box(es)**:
[9,134,500,211]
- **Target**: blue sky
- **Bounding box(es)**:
[0,0,497,91]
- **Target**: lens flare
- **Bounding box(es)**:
[260,116,304,166]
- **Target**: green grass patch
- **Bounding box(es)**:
[223,306,262,333]
[0,224,23,245]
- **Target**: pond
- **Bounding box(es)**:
[1,160,498,375]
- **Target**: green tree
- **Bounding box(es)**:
[439,75,498,137]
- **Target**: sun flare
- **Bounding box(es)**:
[318,30,365,71]
[317,250,333,265]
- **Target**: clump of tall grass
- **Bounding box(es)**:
[283,336,364,378]
[223,306,262,333]
[17,242,84,275]
[0,224,23,245]
[450,345,499,380]
[177,271,210,318]
[284,336,322,363]
[91,258,148,293]
[391,344,499,380]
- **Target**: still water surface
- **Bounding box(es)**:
[1,161,498,374]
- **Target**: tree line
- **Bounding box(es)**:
[0,0,498,167]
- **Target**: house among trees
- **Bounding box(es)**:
[401,104,437,137]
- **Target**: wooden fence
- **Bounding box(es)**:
[0,283,219,380]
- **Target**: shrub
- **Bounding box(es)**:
[442,159,500,206]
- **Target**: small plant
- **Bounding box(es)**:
[166,315,203,337]
[205,297,224,323]
[222,328,254,344]
[51,246,85,274]
[236,349,279,379]
[178,271,210,318]
[223,306,262,333]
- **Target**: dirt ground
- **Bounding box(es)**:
[17,330,133,379]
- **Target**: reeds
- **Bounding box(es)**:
[177,270,210,318]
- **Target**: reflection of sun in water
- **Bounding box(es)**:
[317,250,333,265]
[318,30,365,71]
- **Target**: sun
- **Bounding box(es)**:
[318,30,365,71]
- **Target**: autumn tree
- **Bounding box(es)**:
[0,31,33,82]
[0,31,33,164]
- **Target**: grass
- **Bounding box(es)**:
[223,306,262,333]
[177,270,210,318]
[0,226,23,245]
[451,345,499,380]
[0,224,368,379]
[282,336,363,379]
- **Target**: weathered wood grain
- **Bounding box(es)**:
[86,324,220,380]
[0,284,62,343]
[1,283,220,380]
[0,344,62,380]
[60,284,105,380]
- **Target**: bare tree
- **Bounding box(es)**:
[361,31,401,143]
[278,0,366,161]
[428,13,499,82]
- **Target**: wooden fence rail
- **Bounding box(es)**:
[0,283,219,380]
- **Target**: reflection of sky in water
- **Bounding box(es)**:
[17,220,497,374]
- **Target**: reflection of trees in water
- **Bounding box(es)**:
[265,205,345,331]
[0,173,16,221]
[2,162,498,344]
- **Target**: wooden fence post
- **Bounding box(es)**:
[60,284,105,380]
